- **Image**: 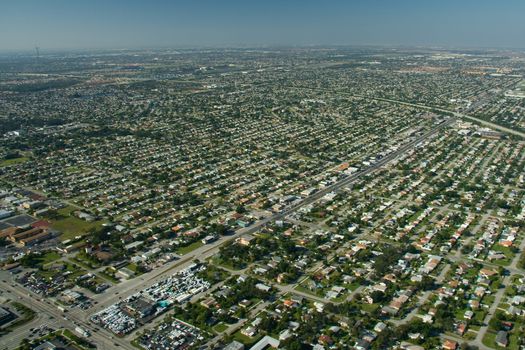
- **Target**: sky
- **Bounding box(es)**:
[0,0,524,51]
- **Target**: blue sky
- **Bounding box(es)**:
[0,0,524,50]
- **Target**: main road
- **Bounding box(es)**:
[360,96,525,139]
[0,277,133,350]
[285,85,525,139]
[1,115,455,349]
[90,115,455,319]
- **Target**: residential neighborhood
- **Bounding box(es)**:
[0,45,524,350]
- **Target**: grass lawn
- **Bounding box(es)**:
[482,328,521,350]
[213,323,228,333]
[20,251,62,270]
[294,282,322,297]
[508,332,523,350]
[41,251,62,264]
[38,269,58,280]
[484,295,496,306]
[24,251,62,268]
[464,331,476,340]
[131,340,145,350]
[62,329,95,348]
[176,240,204,255]
[64,263,89,280]
[212,257,245,271]
[482,330,502,349]
[62,329,77,339]
[36,261,88,282]
[330,293,349,303]
[344,281,361,291]
[454,308,469,320]
[125,263,143,275]
[71,256,99,270]
[498,302,509,310]
[64,166,88,174]
[99,271,119,283]
[490,245,514,266]
[360,302,380,314]
[70,257,102,274]
[0,157,29,167]
[48,206,105,241]
[233,330,262,346]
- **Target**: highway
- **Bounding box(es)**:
[285,85,525,139]
[0,116,454,349]
[357,95,525,139]
[0,275,134,350]
[86,115,455,333]
[274,118,455,218]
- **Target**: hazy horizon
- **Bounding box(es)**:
[1,0,524,51]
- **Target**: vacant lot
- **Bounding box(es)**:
[0,157,29,167]
[49,206,105,241]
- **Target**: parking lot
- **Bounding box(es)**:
[91,264,210,335]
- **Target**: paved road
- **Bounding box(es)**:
[0,311,48,350]
[473,233,525,348]
[369,96,524,138]
[391,264,451,327]
[440,334,491,350]
[0,179,83,210]
[92,116,455,309]
[206,300,270,349]
[287,86,525,139]
[0,116,455,349]
[0,278,133,350]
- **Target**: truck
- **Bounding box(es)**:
[75,326,91,338]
